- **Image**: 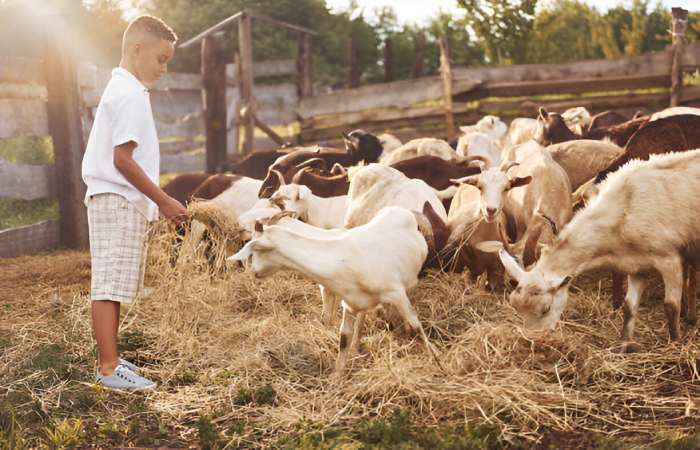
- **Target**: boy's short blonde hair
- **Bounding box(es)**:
[122,15,178,55]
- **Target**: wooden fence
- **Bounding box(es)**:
[0,53,297,257]
[298,43,700,144]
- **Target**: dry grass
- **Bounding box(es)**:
[1,218,698,448]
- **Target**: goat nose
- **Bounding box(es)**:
[486,207,497,216]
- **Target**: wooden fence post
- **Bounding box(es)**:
[202,32,227,173]
[439,35,456,141]
[238,11,256,154]
[44,32,89,250]
[670,7,688,107]
[413,31,425,78]
[384,37,393,82]
[297,32,313,98]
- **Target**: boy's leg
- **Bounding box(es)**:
[93,300,120,375]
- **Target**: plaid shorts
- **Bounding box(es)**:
[87,193,149,304]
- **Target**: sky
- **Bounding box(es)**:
[326,0,699,26]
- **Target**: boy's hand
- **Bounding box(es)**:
[160,196,189,226]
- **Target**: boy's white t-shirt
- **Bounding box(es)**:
[82,67,160,222]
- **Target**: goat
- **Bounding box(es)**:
[269,170,348,229]
[290,166,349,198]
[162,172,213,205]
[379,138,457,166]
[504,141,573,266]
[490,150,700,349]
[443,162,531,289]
[594,114,700,183]
[456,132,502,167]
[535,107,648,147]
[546,140,624,191]
[561,107,591,135]
[587,110,630,131]
[229,206,441,374]
[650,106,700,121]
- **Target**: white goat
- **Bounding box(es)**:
[501,118,539,152]
[444,161,530,289]
[379,138,457,165]
[561,106,592,134]
[455,132,502,168]
[229,206,440,373]
[377,133,403,157]
[650,106,700,121]
[490,149,700,348]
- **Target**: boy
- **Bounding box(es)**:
[82,15,188,390]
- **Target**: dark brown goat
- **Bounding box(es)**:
[586,110,630,131]
[594,114,700,183]
[290,167,350,198]
[538,107,649,147]
[258,131,383,198]
[190,174,244,200]
[162,172,212,205]
[389,155,481,190]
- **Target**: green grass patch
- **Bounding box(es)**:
[0,198,59,230]
[0,136,53,165]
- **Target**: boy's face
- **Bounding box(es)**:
[133,38,175,86]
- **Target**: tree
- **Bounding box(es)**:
[526,1,603,63]
[457,0,537,64]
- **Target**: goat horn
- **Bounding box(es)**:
[499,161,520,173]
[296,157,328,171]
[271,169,286,186]
[331,163,347,175]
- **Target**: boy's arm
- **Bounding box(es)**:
[114,141,189,225]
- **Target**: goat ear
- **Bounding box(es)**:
[538,107,548,121]
[473,240,504,253]
[549,275,572,291]
[509,176,532,189]
[228,240,255,261]
[498,248,526,283]
[450,176,479,186]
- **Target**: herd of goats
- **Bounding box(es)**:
[162,105,700,373]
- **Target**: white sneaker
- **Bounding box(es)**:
[119,358,139,372]
[96,364,157,391]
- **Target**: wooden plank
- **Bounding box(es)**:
[0,220,60,258]
[0,99,49,138]
[44,36,89,250]
[225,59,296,85]
[253,113,286,145]
[297,34,313,98]
[160,153,205,173]
[0,57,45,83]
[299,91,674,142]
[0,159,55,200]
[202,33,228,174]
[0,82,47,100]
[160,138,203,155]
[299,76,441,119]
[179,11,242,49]
[152,72,203,91]
[238,12,255,154]
[155,112,205,139]
[454,74,671,101]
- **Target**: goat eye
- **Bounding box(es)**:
[542,305,551,315]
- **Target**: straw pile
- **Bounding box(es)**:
[1,213,698,447]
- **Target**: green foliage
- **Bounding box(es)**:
[527,1,603,63]
[196,415,222,450]
[277,409,506,449]
[458,0,537,64]
[42,418,85,449]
